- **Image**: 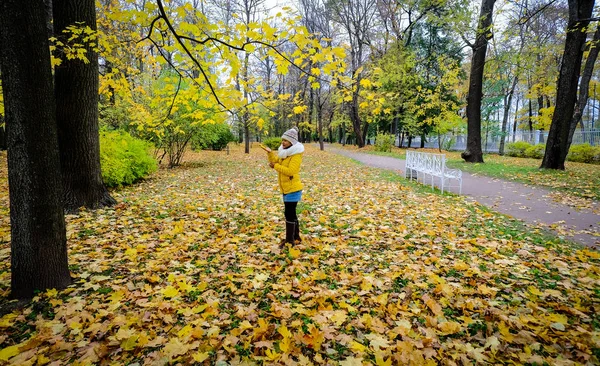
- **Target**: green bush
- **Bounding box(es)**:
[262,137,282,150]
[506,141,532,157]
[374,133,394,152]
[192,123,235,151]
[567,143,600,164]
[524,144,545,159]
[100,130,158,187]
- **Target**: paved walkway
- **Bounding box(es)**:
[327,147,600,248]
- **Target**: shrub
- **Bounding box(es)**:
[262,137,282,150]
[506,141,532,157]
[567,143,600,164]
[374,133,394,152]
[192,123,235,151]
[100,130,158,187]
[524,144,545,159]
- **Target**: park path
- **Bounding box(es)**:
[326,146,600,248]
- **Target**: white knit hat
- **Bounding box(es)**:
[282,127,299,145]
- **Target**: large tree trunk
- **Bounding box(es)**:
[569,23,600,144]
[53,0,115,211]
[462,0,496,163]
[541,0,595,170]
[317,101,324,151]
[0,0,72,299]
[350,97,365,147]
[244,120,250,153]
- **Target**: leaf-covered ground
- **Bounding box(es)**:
[0,147,599,365]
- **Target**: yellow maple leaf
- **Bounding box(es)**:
[279,335,292,353]
[265,348,280,361]
[121,335,138,351]
[288,247,301,259]
[293,105,307,114]
[277,324,292,338]
[498,321,514,342]
[192,352,210,362]
[528,286,544,296]
[177,325,193,338]
[109,290,124,303]
[437,321,461,335]
[45,288,58,298]
[453,261,470,271]
[177,281,193,293]
[359,79,372,88]
[329,310,347,326]
[375,350,392,366]
[124,248,137,258]
[0,313,17,328]
[304,324,324,350]
[0,344,20,361]
[350,340,367,353]
[162,286,180,298]
[37,354,51,365]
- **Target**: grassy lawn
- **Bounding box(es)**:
[0,147,598,364]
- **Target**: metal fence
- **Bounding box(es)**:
[401,130,600,153]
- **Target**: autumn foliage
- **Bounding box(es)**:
[0,148,599,364]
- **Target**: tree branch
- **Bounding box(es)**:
[517,0,558,25]
[155,0,225,108]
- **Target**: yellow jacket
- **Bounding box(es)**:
[268,148,303,194]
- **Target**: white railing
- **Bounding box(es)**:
[401,129,600,152]
[405,150,462,194]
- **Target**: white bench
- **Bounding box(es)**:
[405,150,462,194]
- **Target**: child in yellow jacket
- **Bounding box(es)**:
[264,127,304,246]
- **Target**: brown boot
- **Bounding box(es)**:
[294,219,302,243]
[281,221,296,247]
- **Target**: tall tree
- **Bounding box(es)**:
[328,0,377,148]
[569,23,600,141]
[53,0,116,210]
[541,0,595,169]
[0,0,71,299]
[461,0,496,163]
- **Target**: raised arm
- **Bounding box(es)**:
[267,151,279,164]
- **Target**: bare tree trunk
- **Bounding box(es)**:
[542,0,595,170]
[528,99,533,138]
[462,0,496,163]
[499,76,519,155]
[512,93,520,143]
[244,119,250,153]
[317,100,324,151]
[362,121,369,146]
[350,97,365,147]
[242,52,250,154]
[53,0,116,211]
[0,0,72,298]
